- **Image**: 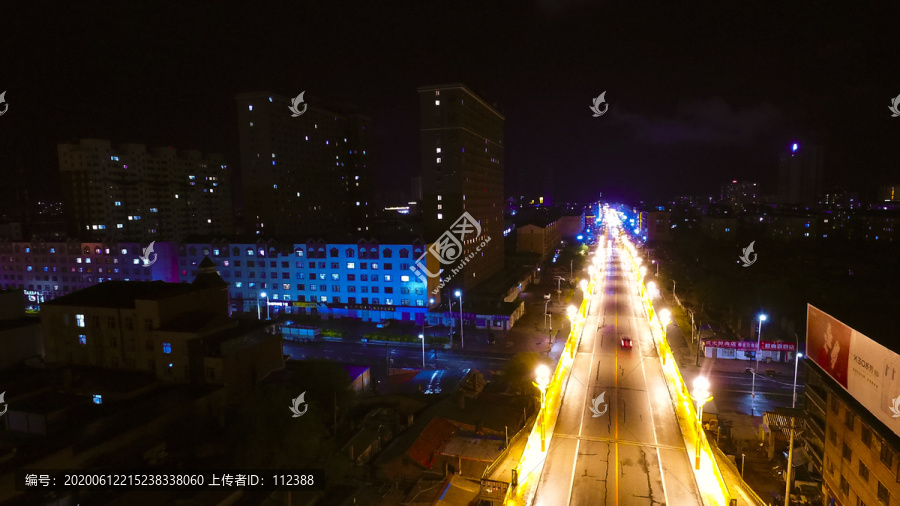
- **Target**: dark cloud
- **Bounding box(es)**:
[614,97,784,146]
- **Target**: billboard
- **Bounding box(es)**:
[807,304,900,437]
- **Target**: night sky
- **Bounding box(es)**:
[4,1,900,207]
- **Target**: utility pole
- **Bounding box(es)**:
[785,416,795,506]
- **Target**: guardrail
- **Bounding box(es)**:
[503,256,600,505]
[622,239,733,506]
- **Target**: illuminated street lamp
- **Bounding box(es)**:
[752,313,767,401]
[534,364,551,452]
[419,334,425,369]
[259,292,270,320]
[691,376,714,470]
[455,290,464,349]
[647,281,659,299]
[659,308,672,330]
[652,259,659,276]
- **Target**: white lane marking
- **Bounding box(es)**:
[566,301,600,506]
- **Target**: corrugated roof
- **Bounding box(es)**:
[407,417,458,468]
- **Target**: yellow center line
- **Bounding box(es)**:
[614,263,619,506]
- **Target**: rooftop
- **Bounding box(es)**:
[42,281,200,309]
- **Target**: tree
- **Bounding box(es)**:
[502,352,545,394]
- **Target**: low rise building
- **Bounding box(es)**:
[516,218,560,262]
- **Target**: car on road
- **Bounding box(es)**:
[620,337,633,349]
[376,320,392,328]
[544,293,551,300]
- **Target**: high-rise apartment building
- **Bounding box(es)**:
[417,84,504,291]
[235,92,373,237]
[720,180,759,212]
[58,139,233,242]
[777,142,823,207]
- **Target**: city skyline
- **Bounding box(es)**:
[3,3,900,209]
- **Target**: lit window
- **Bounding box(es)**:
[347,262,355,269]
[436,158,441,163]
[163,342,172,354]
[320,296,327,302]
[438,213,443,220]
[78,334,87,345]
[115,201,122,206]
[435,100,440,105]
[437,205,442,210]
[401,275,410,282]
[133,258,140,264]
[436,148,441,153]
[248,105,253,111]
[76,314,85,327]
[269,97,273,102]
[92,394,102,404]
[437,195,442,201]
[111,156,119,161]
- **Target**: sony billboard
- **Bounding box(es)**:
[807,304,900,437]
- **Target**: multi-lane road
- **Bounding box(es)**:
[283,339,509,380]
[532,237,702,505]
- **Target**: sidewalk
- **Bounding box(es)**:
[665,305,783,505]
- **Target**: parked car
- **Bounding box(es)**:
[620,337,633,349]
[376,320,392,328]
[544,293,551,300]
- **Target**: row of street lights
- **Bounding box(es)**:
[624,229,806,504]
[533,241,604,454]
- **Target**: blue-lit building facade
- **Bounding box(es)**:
[0,241,179,310]
[177,239,438,324]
